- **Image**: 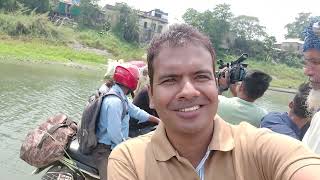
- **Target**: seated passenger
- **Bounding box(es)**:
[260,83,311,140]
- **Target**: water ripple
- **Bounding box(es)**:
[0,62,102,179]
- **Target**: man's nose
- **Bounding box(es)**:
[303,65,314,77]
[177,81,200,99]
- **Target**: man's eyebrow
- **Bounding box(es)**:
[194,70,213,75]
[158,74,179,81]
[304,57,320,61]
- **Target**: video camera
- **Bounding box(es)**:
[216,53,248,84]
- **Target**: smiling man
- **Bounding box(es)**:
[107,24,320,180]
[302,21,320,154]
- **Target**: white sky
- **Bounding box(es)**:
[99,0,319,42]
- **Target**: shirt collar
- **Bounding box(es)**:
[151,115,235,161]
[111,84,127,100]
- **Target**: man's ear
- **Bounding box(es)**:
[289,101,294,109]
[238,82,244,91]
[148,85,155,109]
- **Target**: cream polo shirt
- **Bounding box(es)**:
[108,116,320,180]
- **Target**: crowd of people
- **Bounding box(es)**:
[89,21,320,179]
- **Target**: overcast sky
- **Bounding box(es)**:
[99,0,319,42]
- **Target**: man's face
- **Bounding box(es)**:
[304,49,320,90]
[148,44,218,135]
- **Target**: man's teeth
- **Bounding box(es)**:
[179,105,200,112]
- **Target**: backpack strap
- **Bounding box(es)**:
[37,117,76,149]
[102,89,127,120]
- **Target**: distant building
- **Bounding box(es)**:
[137,9,168,43]
[103,4,169,43]
[275,39,304,54]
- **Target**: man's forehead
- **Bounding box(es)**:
[304,50,320,60]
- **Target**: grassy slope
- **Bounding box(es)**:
[0,38,106,64]
[77,31,145,60]
[248,60,307,89]
[0,13,307,89]
[0,12,145,64]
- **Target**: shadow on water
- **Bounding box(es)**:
[0,61,103,180]
[0,61,295,179]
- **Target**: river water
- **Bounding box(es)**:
[0,61,294,179]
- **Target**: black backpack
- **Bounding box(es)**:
[78,89,126,154]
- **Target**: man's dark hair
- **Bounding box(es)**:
[292,83,311,118]
[242,70,272,100]
[147,24,216,87]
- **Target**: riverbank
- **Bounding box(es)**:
[0,55,106,72]
[0,11,308,90]
[0,40,307,90]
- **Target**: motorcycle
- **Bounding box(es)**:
[33,123,157,180]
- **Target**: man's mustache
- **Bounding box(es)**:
[307,89,320,112]
[168,97,211,111]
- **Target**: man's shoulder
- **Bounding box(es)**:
[218,95,232,102]
[217,95,238,109]
[102,94,123,105]
[233,121,271,135]
[109,131,154,160]
[229,121,278,145]
[261,112,286,123]
[231,121,303,154]
[313,111,320,119]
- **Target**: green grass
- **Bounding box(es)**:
[0,12,145,61]
[0,38,107,64]
[0,12,74,42]
[77,30,145,60]
[247,60,307,89]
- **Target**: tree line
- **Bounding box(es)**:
[182,4,320,67]
[0,1,319,67]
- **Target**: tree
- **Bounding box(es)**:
[18,0,50,13]
[285,13,320,40]
[112,3,139,43]
[76,0,106,28]
[182,8,203,28]
[182,4,233,48]
[231,15,267,40]
[0,0,17,11]
[211,4,233,47]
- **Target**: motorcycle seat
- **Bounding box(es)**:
[67,139,98,170]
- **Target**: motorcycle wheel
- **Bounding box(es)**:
[42,163,85,180]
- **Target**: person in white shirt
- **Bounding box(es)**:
[302,21,320,153]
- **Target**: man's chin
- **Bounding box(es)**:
[307,89,320,111]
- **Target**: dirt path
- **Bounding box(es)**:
[69,40,112,57]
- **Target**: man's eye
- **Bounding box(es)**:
[161,78,176,85]
[311,60,320,65]
[304,59,320,65]
[196,75,211,81]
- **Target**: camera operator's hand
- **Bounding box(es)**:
[217,67,230,94]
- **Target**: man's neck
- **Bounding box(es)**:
[288,113,308,129]
[237,93,255,102]
[118,84,129,95]
[165,123,214,168]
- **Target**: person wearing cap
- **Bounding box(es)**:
[94,64,160,180]
[302,21,320,154]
